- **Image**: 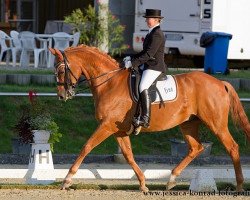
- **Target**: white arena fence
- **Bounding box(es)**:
[0,93,249,102]
[0,92,93,97]
[0,92,250,102]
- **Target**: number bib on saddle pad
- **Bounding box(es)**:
[129,72,177,104]
[150,75,177,103]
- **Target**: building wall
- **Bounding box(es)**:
[37,0,93,33]
[1,0,135,54]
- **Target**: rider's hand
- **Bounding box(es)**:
[124,60,132,69]
[123,56,131,62]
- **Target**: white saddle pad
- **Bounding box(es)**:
[152,75,177,103]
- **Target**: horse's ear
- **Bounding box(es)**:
[49,48,64,62]
[54,48,64,62]
[48,47,56,55]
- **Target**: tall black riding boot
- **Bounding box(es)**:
[138,89,151,128]
[132,101,141,127]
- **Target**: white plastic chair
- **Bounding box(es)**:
[71,32,80,47]
[53,32,71,50]
[0,30,12,65]
[19,31,48,68]
[10,31,22,48]
[10,30,22,67]
[47,32,71,68]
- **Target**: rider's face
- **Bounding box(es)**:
[145,18,160,28]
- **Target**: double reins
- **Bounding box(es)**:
[55,51,123,93]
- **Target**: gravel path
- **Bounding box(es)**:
[0,180,249,200]
[0,189,250,200]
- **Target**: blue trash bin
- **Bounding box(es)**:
[200,32,232,74]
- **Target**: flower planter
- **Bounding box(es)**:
[169,138,213,158]
[32,130,51,144]
[11,138,31,155]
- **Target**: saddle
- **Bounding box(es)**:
[129,68,177,105]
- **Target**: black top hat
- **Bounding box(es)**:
[143,9,164,19]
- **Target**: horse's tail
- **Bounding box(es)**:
[223,81,250,142]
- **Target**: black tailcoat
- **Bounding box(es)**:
[131,26,167,73]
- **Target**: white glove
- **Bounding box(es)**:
[124,60,132,69]
[123,56,131,62]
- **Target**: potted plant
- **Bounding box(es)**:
[169,125,213,158]
[14,92,62,153]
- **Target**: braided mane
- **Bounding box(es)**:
[66,44,119,66]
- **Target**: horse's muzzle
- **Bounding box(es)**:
[58,95,65,101]
[57,90,67,101]
[58,90,75,101]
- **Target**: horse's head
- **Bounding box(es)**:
[49,48,79,101]
[50,45,124,101]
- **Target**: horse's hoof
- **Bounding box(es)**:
[140,186,149,193]
[166,181,176,190]
[61,179,72,190]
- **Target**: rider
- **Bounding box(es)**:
[123,9,167,128]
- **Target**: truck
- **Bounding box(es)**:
[133,0,250,61]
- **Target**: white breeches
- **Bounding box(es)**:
[139,69,162,93]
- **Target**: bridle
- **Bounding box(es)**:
[55,51,78,89]
[54,51,123,96]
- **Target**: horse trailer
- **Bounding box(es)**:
[133,0,250,60]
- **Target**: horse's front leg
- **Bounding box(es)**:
[114,132,148,192]
[61,122,114,189]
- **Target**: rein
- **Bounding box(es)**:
[80,68,123,87]
[74,68,123,93]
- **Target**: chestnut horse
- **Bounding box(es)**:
[49,45,250,192]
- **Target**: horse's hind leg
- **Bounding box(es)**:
[167,120,204,190]
[115,132,148,192]
[213,128,244,191]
